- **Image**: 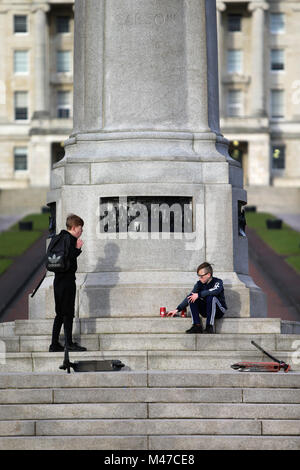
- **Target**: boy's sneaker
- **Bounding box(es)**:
[204,325,215,334]
[65,342,87,352]
[185,324,203,334]
[49,342,64,352]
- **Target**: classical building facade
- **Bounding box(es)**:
[0,0,299,194]
[218,0,300,189]
[0,0,74,191]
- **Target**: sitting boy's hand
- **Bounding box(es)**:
[167,310,178,317]
[187,293,198,303]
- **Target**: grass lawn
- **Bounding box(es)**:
[0,230,43,257]
[286,255,300,274]
[0,212,49,275]
[9,213,50,232]
[246,211,300,274]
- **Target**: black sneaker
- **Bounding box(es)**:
[49,343,65,352]
[186,324,203,334]
[204,325,215,334]
[65,342,87,352]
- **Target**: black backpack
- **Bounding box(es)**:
[46,232,71,273]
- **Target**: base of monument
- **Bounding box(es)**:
[28,271,267,320]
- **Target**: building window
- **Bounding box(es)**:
[14,147,28,171]
[270,13,285,34]
[57,91,71,118]
[14,51,29,74]
[14,15,28,33]
[228,14,242,32]
[270,49,284,71]
[56,16,70,34]
[272,145,285,170]
[270,90,284,118]
[227,50,243,74]
[229,140,243,164]
[56,51,71,73]
[14,91,28,120]
[227,90,243,117]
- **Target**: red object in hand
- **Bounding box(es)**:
[181,308,187,317]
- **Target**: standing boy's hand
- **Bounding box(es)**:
[76,239,84,249]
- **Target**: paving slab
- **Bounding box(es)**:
[149,435,300,450]
[0,403,147,420]
[0,435,148,450]
[35,418,261,436]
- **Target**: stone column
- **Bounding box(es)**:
[32,4,50,119]
[70,0,225,158]
[0,7,8,120]
[216,2,226,117]
[248,2,269,117]
[37,0,266,321]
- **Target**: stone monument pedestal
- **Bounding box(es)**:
[29,0,266,323]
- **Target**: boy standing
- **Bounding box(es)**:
[168,262,227,334]
[49,214,87,352]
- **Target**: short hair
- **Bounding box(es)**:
[66,214,84,230]
[197,262,213,275]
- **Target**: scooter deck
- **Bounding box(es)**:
[231,361,281,372]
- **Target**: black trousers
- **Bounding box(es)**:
[51,274,76,345]
[189,295,226,328]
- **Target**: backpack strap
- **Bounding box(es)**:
[47,232,63,253]
[63,232,71,259]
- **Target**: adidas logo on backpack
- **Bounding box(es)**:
[45,232,70,273]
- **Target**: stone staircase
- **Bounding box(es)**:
[0,316,300,449]
[0,369,299,450]
[0,317,300,372]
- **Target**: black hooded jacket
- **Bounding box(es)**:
[176,277,227,312]
[54,230,82,278]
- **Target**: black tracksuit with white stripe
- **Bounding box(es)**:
[176,277,227,327]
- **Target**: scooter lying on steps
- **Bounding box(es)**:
[59,346,125,373]
[231,340,291,372]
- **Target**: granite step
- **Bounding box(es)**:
[2,318,300,346]
[2,332,300,355]
[0,385,298,405]
[1,317,285,337]
[0,435,300,450]
[1,369,299,388]
[0,348,299,372]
